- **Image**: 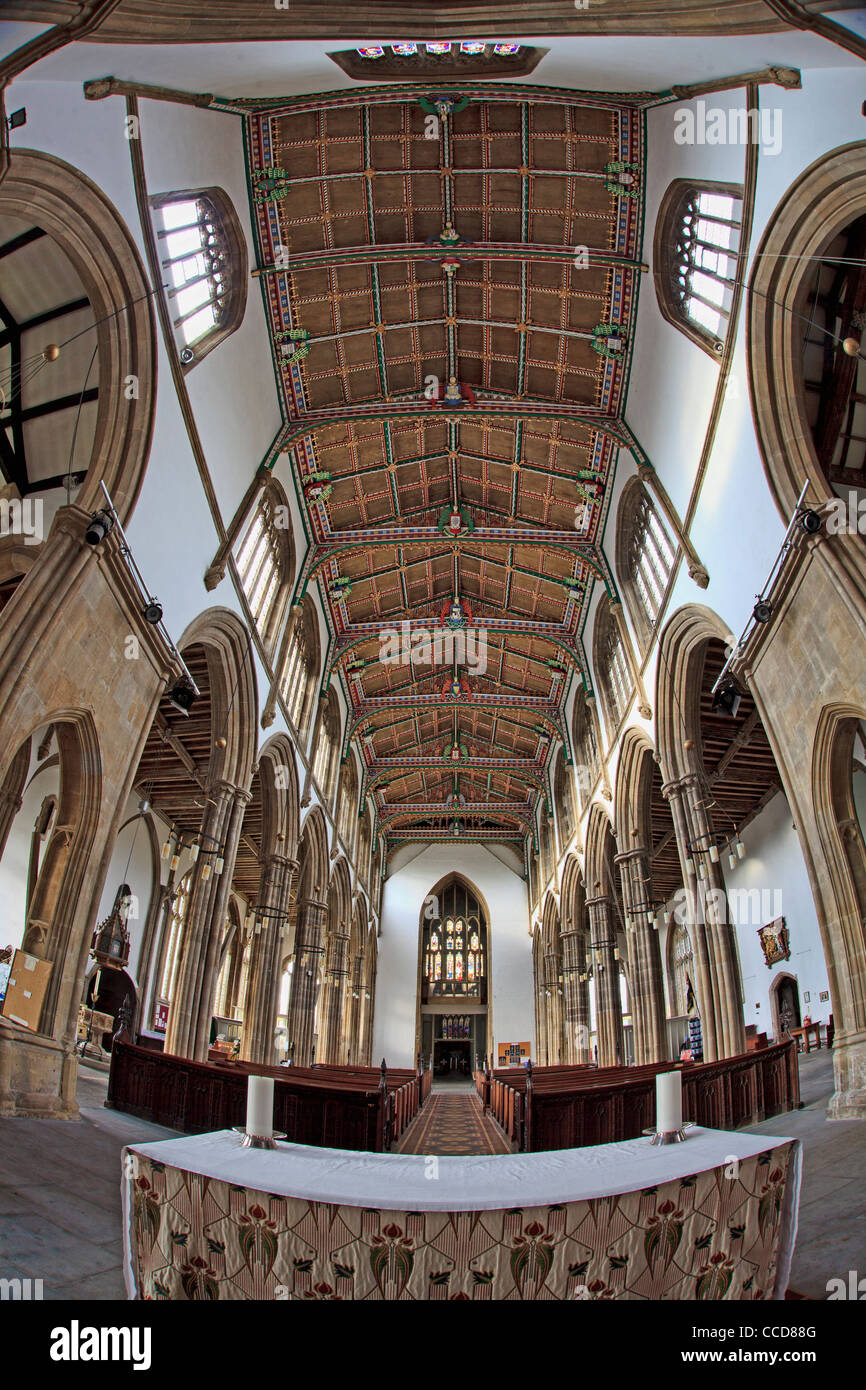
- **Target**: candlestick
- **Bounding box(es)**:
[652,1070,687,1145]
[246,1075,274,1139]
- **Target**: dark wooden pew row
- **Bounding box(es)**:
[106,1038,429,1151]
[477,1041,799,1151]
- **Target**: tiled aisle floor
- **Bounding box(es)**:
[0,1051,862,1299]
[396,1089,512,1155]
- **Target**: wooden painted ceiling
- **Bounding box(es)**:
[247,83,644,857]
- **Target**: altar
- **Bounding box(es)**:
[122,1126,801,1301]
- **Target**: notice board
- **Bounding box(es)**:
[0,950,52,1031]
[497,1040,531,1066]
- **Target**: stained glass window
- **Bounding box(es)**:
[422,883,487,1000]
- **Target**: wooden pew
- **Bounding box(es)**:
[483,1042,800,1151]
[106,1039,429,1152]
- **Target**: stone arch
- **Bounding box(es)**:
[0,149,156,527]
[257,733,300,864]
[769,969,802,1042]
[297,805,329,906]
[612,727,668,1063]
[655,604,735,782]
[811,703,866,1117]
[0,711,102,1115]
[748,141,866,526]
[176,608,258,795]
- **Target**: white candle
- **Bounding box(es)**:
[246,1075,274,1138]
[656,1070,682,1133]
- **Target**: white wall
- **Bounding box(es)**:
[374,844,533,1068]
[726,791,831,1036]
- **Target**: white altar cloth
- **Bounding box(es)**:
[122,1127,801,1300]
[123,1125,797,1212]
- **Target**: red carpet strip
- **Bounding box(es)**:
[397,1093,512,1156]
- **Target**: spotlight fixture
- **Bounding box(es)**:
[7,108,27,131]
[753,599,772,624]
[85,508,115,546]
[167,678,196,716]
[180,346,195,364]
[798,508,822,536]
[712,679,742,719]
[143,599,163,625]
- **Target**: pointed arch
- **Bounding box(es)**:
[176,608,258,794]
[655,603,735,783]
[257,733,300,863]
[297,805,329,906]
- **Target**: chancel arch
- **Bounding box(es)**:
[417,873,489,1072]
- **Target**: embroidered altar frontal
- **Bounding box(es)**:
[127,1141,797,1300]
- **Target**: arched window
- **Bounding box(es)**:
[573,688,601,812]
[554,747,576,853]
[151,188,248,366]
[357,805,372,885]
[336,755,359,852]
[159,871,191,1004]
[540,810,555,887]
[668,920,695,1017]
[235,481,294,656]
[654,179,743,357]
[422,879,487,1003]
[593,597,632,739]
[280,597,320,742]
[369,840,382,914]
[616,479,677,651]
[312,689,341,806]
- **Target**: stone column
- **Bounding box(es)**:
[534,959,548,1064]
[241,855,297,1064]
[585,895,625,1066]
[544,952,563,1063]
[610,600,652,719]
[662,777,720,1061]
[615,846,667,1063]
[561,926,591,1063]
[361,962,376,1065]
[681,775,747,1058]
[165,780,251,1061]
[321,925,350,1064]
[286,897,327,1065]
[345,951,364,1064]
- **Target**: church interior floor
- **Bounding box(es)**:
[0,1052,861,1300]
[396,1089,513,1156]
